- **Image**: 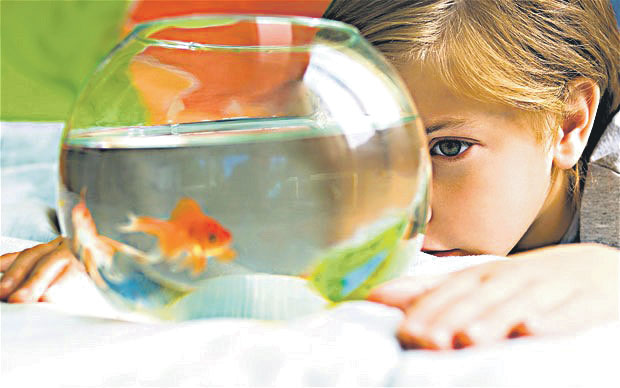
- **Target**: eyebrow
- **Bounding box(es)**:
[425,119,469,135]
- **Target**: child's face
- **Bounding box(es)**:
[399,63,559,256]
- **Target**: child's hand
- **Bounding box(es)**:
[368,243,619,350]
[0,237,85,303]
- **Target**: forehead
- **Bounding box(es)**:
[398,62,521,127]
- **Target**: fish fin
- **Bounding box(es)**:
[181,253,206,277]
[170,197,203,221]
[192,256,207,276]
[79,187,88,203]
[98,235,123,251]
[215,247,236,262]
[169,252,191,272]
[82,248,108,288]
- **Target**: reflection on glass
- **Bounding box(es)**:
[58,15,430,320]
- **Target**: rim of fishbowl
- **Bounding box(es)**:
[127,14,361,52]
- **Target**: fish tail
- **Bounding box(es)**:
[99,235,151,264]
[119,214,170,238]
[119,213,140,232]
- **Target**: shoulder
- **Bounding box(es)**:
[579,111,620,248]
[589,111,620,173]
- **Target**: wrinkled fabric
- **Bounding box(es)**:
[1,122,63,242]
[2,236,619,387]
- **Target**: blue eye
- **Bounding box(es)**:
[430,140,471,157]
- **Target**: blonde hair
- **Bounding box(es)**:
[325,0,620,197]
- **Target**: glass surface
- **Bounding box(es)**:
[58,15,430,320]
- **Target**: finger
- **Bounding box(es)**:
[523,290,616,336]
[6,240,74,303]
[419,274,538,349]
[39,260,86,303]
[1,252,20,272]
[0,237,63,299]
[396,265,501,348]
[367,273,450,310]
[454,280,578,347]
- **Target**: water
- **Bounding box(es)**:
[58,118,429,319]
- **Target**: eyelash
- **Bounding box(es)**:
[429,139,473,159]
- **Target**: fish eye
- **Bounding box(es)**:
[208,233,217,243]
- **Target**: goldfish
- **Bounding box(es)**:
[71,192,139,287]
[120,197,236,276]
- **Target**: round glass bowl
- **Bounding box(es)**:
[58,15,430,320]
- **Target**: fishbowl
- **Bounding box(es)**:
[58,15,430,321]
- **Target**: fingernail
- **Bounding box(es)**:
[8,290,29,303]
[399,322,438,350]
[452,332,471,349]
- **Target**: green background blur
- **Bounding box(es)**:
[1,0,129,121]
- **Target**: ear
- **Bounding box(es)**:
[553,78,600,169]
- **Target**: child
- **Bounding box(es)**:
[2,0,619,350]
[324,0,620,349]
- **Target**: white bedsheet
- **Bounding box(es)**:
[2,236,619,387]
[2,123,618,386]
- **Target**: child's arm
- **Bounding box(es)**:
[368,243,619,350]
[0,237,84,303]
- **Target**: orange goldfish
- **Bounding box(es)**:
[120,198,236,276]
[72,193,115,286]
[72,191,151,287]
[72,194,110,287]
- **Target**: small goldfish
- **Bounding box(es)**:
[72,192,115,287]
[72,190,151,287]
[120,198,236,276]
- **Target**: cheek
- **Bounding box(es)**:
[429,148,552,254]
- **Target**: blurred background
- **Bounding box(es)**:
[2,0,619,121]
[0,0,331,242]
[1,0,332,121]
[1,0,618,243]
